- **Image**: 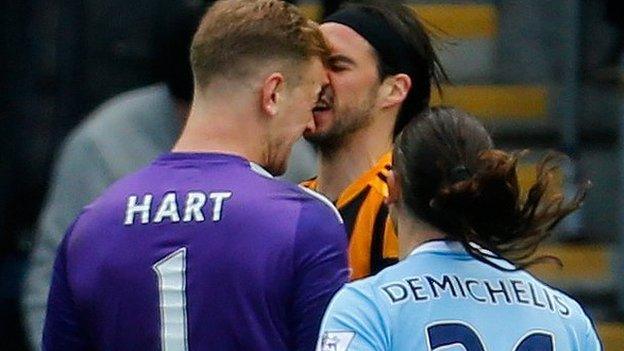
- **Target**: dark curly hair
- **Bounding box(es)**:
[393,106,589,270]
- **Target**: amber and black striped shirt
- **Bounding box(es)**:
[301,152,398,280]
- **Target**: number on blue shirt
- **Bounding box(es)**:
[427,321,553,351]
[153,248,189,351]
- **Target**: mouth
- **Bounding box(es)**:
[312,104,331,114]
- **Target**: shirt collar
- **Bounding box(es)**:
[408,240,466,257]
[249,162,274,178]
[408,240,498,259]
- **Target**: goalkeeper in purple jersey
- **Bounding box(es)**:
[42,1,349,350]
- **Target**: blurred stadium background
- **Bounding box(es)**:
[1,0,623,349]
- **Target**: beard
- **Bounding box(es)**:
[305,95,376,155]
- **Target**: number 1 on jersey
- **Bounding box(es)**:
[153,248,189,351]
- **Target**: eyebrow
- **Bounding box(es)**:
[329,54,356,66]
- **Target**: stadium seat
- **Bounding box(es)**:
[300,3,498,39]
[530,244,612,285]
[597,323,624,351]
[431,85,547,120]
[410,4,496,39]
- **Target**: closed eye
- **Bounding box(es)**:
[328,55,355,72]
[329,64,348,72]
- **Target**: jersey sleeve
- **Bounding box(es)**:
[581,316,602,351]
[291,198,350,351]
[42,224,90,350]
[317,284,390,351]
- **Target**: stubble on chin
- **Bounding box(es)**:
[305,105,374,155]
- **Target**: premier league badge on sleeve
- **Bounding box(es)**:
[319,331,355,351]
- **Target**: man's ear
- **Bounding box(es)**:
[261,73,285,116]
[385,169,401,206]
[380,73,411,109]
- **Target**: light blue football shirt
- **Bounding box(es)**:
[317,240,602,351]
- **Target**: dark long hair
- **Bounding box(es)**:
[393,107,589,270]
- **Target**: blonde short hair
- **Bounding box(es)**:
[190,0,329,87]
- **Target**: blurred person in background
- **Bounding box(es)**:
[42,0,347,349]
[302,0,447,280]
[2,0,201,349]
[20,3,203,348]
[22,0,316,348]
[317,107,600,350]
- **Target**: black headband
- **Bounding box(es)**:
[323,7,413,77]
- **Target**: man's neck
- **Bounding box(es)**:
[316,122,392,201]
[173,98,267,166]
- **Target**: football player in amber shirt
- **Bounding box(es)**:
[303,1,447,280]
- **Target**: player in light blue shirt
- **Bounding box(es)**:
[317,107,601,351]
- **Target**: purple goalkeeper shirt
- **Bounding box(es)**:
[42,152,349,351]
